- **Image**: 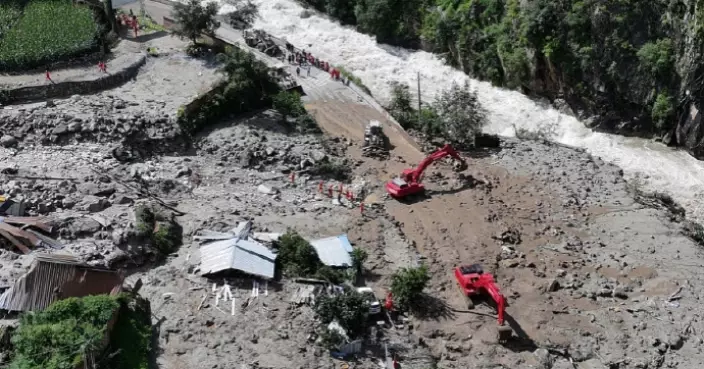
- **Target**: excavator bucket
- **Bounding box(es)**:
[498,325,513,342]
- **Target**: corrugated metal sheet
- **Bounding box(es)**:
[310,234,353,267]
[0,253,122,312]
[199,238,277,279]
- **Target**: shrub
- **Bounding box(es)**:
[637,38,673,76]
[105,296,152,369]
[134,204,183,255]
[177,47,279,136]
[308,160,351,181]
[273,91,306,119]
[350,248,368,274]
[314,290,369,337]
[390,265,431,310]
[0,0,100,72]
[295,113,322,134]
[652,92,674,130]
[153,219,183,255]
[317,327,346,349]
[9,295,120,369]
[683,221,704,246]
[276,230,322,277]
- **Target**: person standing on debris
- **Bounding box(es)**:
[296,66,300,76]
[307,65,311,76]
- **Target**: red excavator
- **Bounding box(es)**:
[386,144,467,198]
[454,264,513,341]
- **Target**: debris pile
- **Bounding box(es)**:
[0,96,179,147]
[0,216,57,254]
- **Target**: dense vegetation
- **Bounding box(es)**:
[8,294,151,369]
[302,0,704,138]
[388,80,487,148]
[0,0,102,72]
[176,46,280,135]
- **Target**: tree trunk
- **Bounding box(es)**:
[104,0,118,33]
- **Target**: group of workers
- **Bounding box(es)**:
[286,43,349,85]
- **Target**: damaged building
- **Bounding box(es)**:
[0,253,124,313]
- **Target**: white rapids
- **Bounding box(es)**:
[216,0,704,223]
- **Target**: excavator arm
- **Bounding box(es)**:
[402,144,466,183]
[386,144,467,199]
[480,281,506,326]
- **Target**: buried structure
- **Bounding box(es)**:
[0,253,124,313]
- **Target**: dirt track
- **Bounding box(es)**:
[307,98,704,368]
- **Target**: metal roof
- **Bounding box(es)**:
[310,234,353,267]
[199,238,277,279]
[0,253,123,312]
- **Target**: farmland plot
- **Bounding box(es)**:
[0,0,100,72]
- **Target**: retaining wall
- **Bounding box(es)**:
[1,54,147,105]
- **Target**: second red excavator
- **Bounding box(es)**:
[386,144,467,198]
[454,264,513,342]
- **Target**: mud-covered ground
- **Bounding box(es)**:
[0,31,703,369]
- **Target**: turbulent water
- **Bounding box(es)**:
[218,0,704,223]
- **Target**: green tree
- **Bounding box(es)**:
[355,0,396,43]
[326,0,358,25]
[276,230,322,276]
[388,81,416,129]
[390,265,430,309]
[225,0,259,29]
[314,290,369,336]
[272,91,306,120]
[172,0,221,45]
[433,81,488,148]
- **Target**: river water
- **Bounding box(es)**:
[218,0,704,223]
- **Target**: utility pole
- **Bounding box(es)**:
[417,71,422,123]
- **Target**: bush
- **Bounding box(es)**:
[317,327,346,349]
[273,91,306,119]
[350,248,368,274]
[9,295,120,369]
[276,230,323,277]
[105,296,152,369]
[314,290,369,337]
[652,92,674,130]
[390,265,430,310]
[134,204,183,255]
[308,160,351,181]
[177,47,280,136]
[637,38,673,76]
[0,0,100,72]
[683,221,704,246]
[295,113,322,134]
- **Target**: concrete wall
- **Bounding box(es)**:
[2,54,147,105]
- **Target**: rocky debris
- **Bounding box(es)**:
[196,112,346,174]
[257,184,279,195]
[493,225,521,245]
[0,95,179,147]
[0,135,17,148]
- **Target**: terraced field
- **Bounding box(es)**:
[0,0,101,72]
